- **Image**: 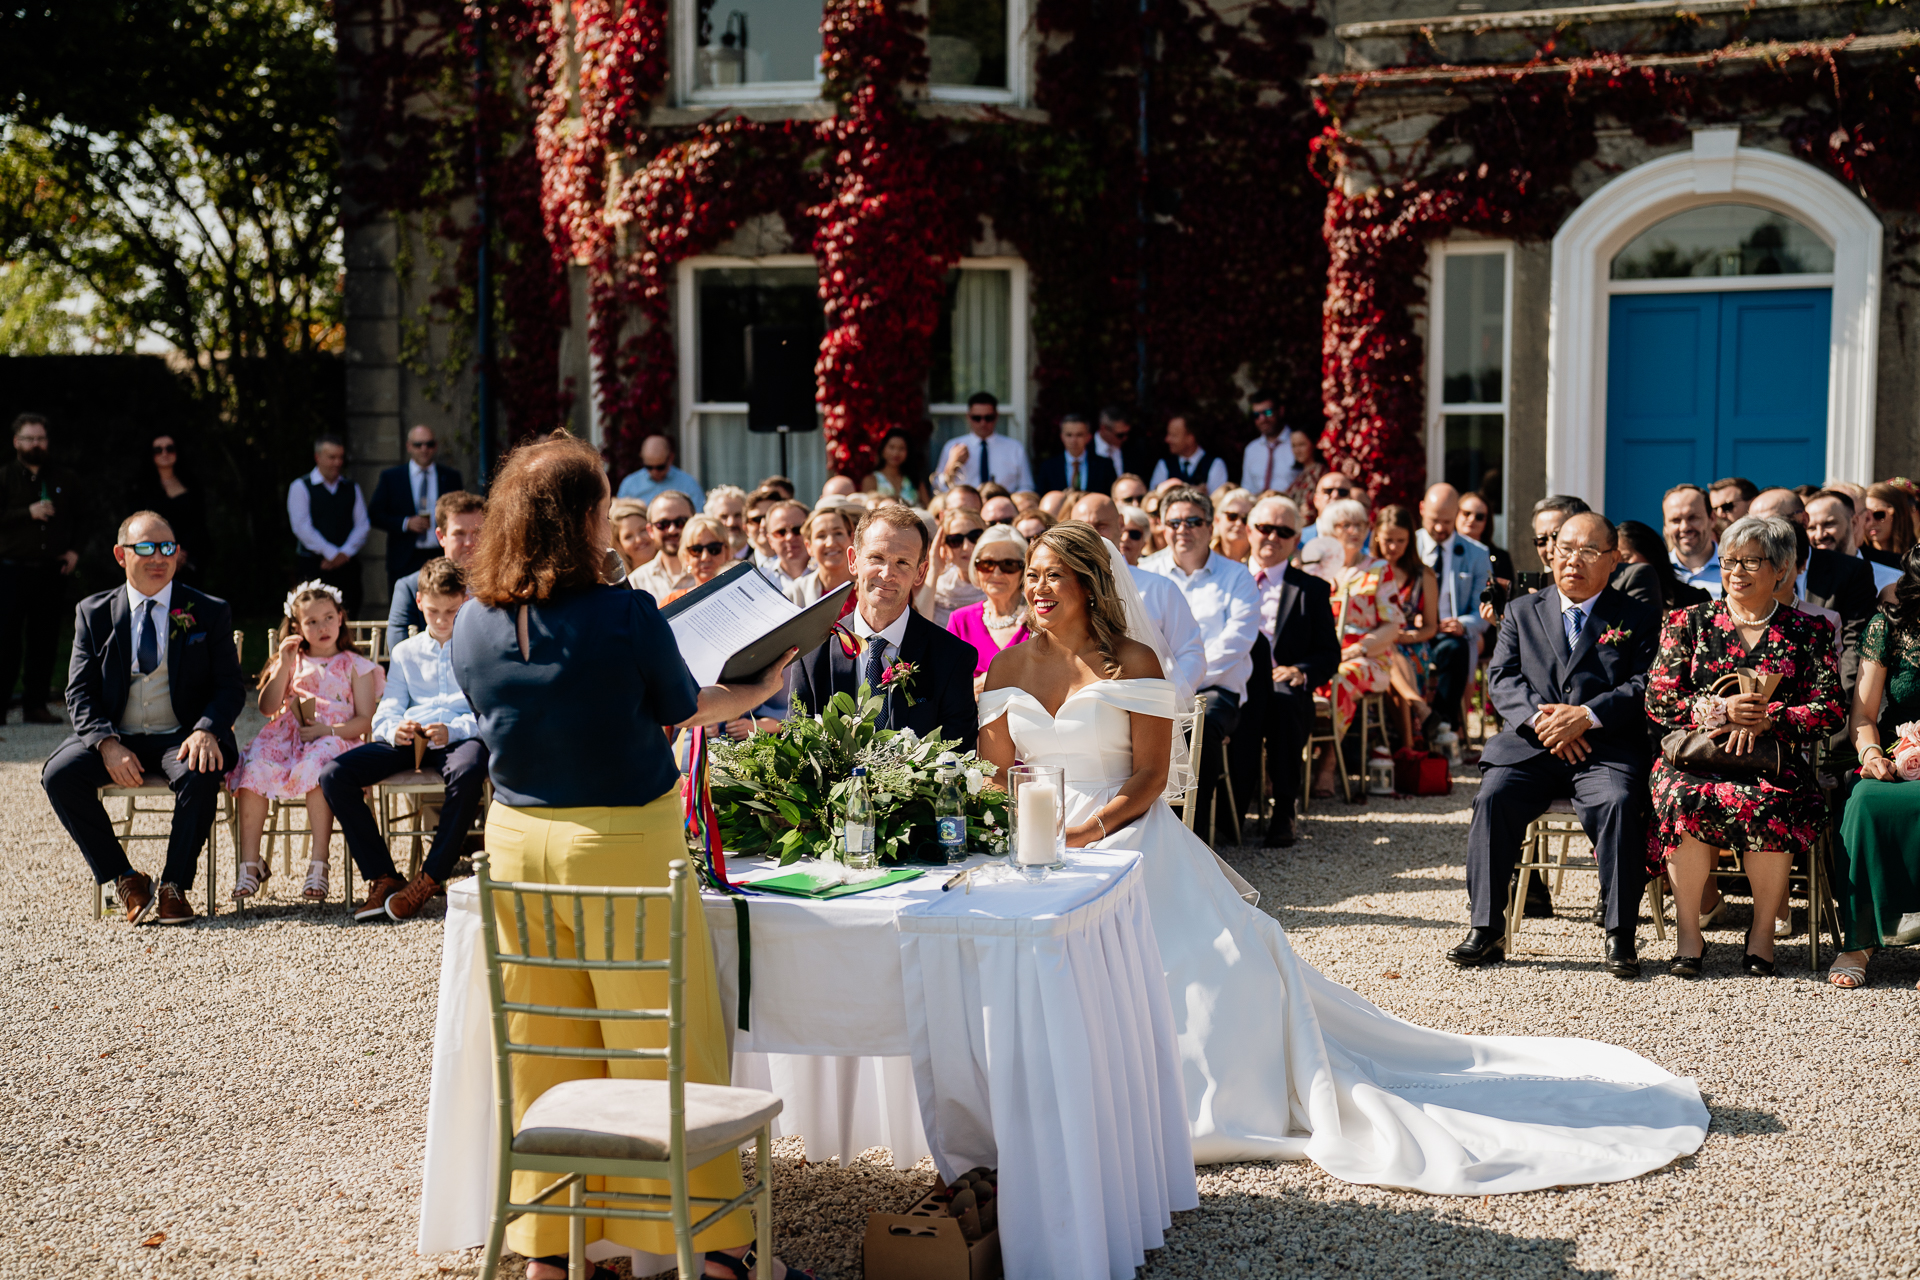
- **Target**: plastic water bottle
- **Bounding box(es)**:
[934,752,968,864]
[844,766,877,870]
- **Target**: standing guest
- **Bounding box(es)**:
[1455,491,1513,585]
[1210,488,1254,563]
[760,499,813,594]
[1112,472,1148,509]
[317,557,489,920]
[229,581,381,904]
[1707,476,1757,537]
[1072,494,1207,702]
[1308,469,1360,540]
[608,497,656,577]
[1830,545,1920,989]
[1238,496,1338,846]
[704,485,751,559]
[1240,391,1297,497]
[1447,513,1659,978]
[2,412,82,722]
[981,491,1019,526]
[928,507,988,626]
[820,473,858,498]
[1662,484,1721,600]
[787,506,854,607]
[1119,504,1153,566]
[1415,483,1492,737]
[388,491,486,639]
[1143,486,1260,843]
[446,432,795,1280]
[1751,486,1876,696]
[934,392,1034,494]
[791,504,981,745]
[368,425,463,591]
[1148,411,1229,492]
[1014,509,1053,542]
[1308,498,1402,798]
[660,515,732,606]
[1611,520,1706,612]
[1093,405,1151,479]
[1282,429,1328,512]
[1646,515,1844,977]
[287,434,371,616]
[861,427,925,507]
[1808,488,1901,592]
[1376,505,1440,748]
[1862,480,1917,571]
[946,525,1032,692]
[129,431,210,585]
[614,432,700,503]
[628,490,695,599]
[1035,413,1117,496]
[41,511,241,924]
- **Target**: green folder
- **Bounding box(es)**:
[746,866,926,899]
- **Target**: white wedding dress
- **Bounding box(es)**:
[978,676,1709,1195]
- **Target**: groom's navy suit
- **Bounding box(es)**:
[1466,585,1660,933]
[790,608,981,752]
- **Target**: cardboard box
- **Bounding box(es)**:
[863,1179,1002,1280]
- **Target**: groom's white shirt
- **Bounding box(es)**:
[1128,565,1207,706]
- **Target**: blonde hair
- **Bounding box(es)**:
[1032,521,1132,678]
[682,514,728,550]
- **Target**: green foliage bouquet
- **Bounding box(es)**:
[709,686,1009,865]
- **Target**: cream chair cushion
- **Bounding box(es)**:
[514,1079,783,1163]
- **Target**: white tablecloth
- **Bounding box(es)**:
[419,850,1195,1280]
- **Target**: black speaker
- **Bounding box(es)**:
[746,324,818,434]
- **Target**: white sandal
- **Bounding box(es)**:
[232,861,271,901]
[302,859,330,901]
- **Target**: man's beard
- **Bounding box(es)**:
[15,447,47,465]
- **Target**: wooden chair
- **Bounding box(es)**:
[93,777,229,919]
[375,769,491,881]
[347,619,392,663]
[1502,799,1667,953]
[475,856,781,1280]
[1644,829,1834,975]
[1168,694,1240,846]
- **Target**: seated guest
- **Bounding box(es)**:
[1142,485,1260,843]
[318,557,489,921]
[791,504,981,747]
[1751,486,1875,694]
[742,484,780,568]
[787,506,854,607]
[369,424,463,590]
[42,511,242,925]
[759,499,813,594]
[1036,413,1118,496]
[1645,515,1844,978]
[1831,545,1920,989]
[820,473,858,498]
[1072,494,1207,702]
[608,496,655,577]
[229,581,382,905]
[1663,483,1721,600]
[704,485,751,559]
[1707,475,1757,536]
[981,491,1019,526]
[1308,469,1361,541]
[628,490,695,599]
[1282,429,1328,512]
[1487,494,1592,629]
[1455,490,1513,586]
[1779,523,1842,657]
[1119,503,1152,565]
[944,482,983,514]
[1211,488,1254,563]
[1611,520,1706,611]
[928,507,987,626]
[388,490,486,638]
[1112,472,1148,508]
[1374,504,1439,748]
[1808,487,1901,592]
[613,432,700,503]
[1449,513,1660,978]
[661,515,731,605]
[945,525,1032,694]
[860,427,924,507]
[1863,480,1918,571]
[1237,496,1338,846]
[1415,483,1491,737]
[1309,498,1401,798]
[1013,509,1053,542]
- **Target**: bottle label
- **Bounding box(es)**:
[844,823,872,855]
[936,815,965,848]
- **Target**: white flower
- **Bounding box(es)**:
[1692,695,1729,729]
[965,768,983,795]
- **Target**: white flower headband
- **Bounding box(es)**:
[284,578,346,619]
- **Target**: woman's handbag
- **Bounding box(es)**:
[1660,671,1788,781]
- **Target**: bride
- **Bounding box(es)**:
[977,521,1708,1195]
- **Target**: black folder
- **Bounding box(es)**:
[658,559,854,683]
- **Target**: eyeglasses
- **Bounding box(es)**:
[746,513,766,525]
[650,515,690,531]
[968,412,997,423]
[409,438,438,450]
[1217,511,1247,524]
[1710,500,1742,516]
[975,558,1025,576]
[1721,556,1773,573]
[944,529,986,548]
[1318,485,1353,498]
[1532,534,1557,547]
[1557,546,1614,565]
[119,540,179,557]
[685,541,727,558]
[1121,528,1147,541]
[1165,516,1209,531]
[1253,523,1298,539]
[768,525,804,540]
[151,443,176,456]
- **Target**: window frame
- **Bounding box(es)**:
[1426,240,1514,539]
[925,0,1029,106]
[674,0,826,107]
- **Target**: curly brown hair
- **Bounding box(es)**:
[1032,521,1132,678]
[466,432,610,606]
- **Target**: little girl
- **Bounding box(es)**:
[231,582,382,901]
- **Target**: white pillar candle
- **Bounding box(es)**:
[1017,780,1059,866]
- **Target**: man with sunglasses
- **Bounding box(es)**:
[1416,483,1493,740]
[368,424,464,590]
[3,412,81,724]
[42,511,243,925]
[1239,390,1297,497]
[613,433,702,504]
[1071,494,1207,703]
[1706,476,1756,537]
[628,490,697,599]
[933,391,1034,496]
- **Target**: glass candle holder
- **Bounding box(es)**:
[1008,764,1066,881]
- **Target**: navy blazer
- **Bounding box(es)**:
[790,609,980,752]
[1265,565,1340,694]
[368,462,464,579]
[1034,452,1118,496]
[63,584,244,755]
[1481,585,1660,774]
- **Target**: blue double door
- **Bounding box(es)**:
[1604,289,1830,529]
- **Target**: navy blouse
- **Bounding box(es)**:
[450,585,700,808]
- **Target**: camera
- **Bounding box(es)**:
[1515,571,1551,594]
[1479,578,1509,615]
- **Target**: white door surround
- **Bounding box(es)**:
[1545,134,1882,511]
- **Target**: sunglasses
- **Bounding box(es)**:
[1218,511,1247,524]
[968,412,997,423]
[1253,523,1297,539]
[1165,516,1209,531]
[944,529,985,548]
[646,462,671,474]
[746,513,766,525]
[651,515,690,531]
[120,540,179,557]
[409,439,438,449]
[685,541,727,558]
[1318,485,1354,498]
[1710,501,1742,516]
[975,558,1025,575]
[768,525,805,539]
[1252,407,1276,419]
[1121,528,1147,541]
[1867,508,1891,520]
[1532,534,1556,547]
[1459,510,1488,522]
[151,443,177,456]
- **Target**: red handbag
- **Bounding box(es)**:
[1393,749,1452,796]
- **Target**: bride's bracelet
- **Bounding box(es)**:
[1093,814,1107,840]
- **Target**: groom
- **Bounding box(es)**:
[790,505,979,750]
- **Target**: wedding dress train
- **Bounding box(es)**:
[980,677,1708,1195]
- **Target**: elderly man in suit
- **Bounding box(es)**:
[790,504,980,750]
[369,424,465,591]
[1035,414,1118,496]
[1415,483,1492,736]
[1448,512,1660,979]
[42,510,243,925]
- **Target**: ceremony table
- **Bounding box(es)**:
[418,849,1198,1280]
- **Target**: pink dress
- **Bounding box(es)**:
[230,651,382,800]
[945,601,1027,677]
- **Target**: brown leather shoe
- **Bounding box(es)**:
[116,871,155,924]
[384,872,443,922]
[154,882,196,925]
[354,874,406,922]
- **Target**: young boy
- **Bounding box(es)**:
[319,557,490,921]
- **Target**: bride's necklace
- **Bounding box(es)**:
[1726,598,1780,627]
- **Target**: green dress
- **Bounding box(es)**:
[1836,611,1920,950]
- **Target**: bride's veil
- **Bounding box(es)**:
[1098,536,1193,802]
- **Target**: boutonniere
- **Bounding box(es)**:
[881,660,919,706]
[1598,626,1631,646]
[168,606,198,637]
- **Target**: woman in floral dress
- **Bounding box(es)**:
[230,582,382,902]
[1311,498,1403,797]
[1645,516,1844,977]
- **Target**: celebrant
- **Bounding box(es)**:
[447,432,800,1280]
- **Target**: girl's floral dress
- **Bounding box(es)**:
[229,650,383,800]
[1645,601,1844,868]
[1386,563,1432,695]
[1316,560,1404,740]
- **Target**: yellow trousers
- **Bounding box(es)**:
[485,796,753,1258]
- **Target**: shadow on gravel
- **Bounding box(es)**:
[1700,1104,1787,1136]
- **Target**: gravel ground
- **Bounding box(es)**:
[4,707,1918,1280]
